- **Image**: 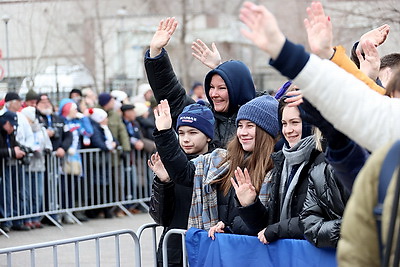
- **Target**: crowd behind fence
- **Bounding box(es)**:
[0,147,154,236]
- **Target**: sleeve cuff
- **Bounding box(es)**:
[269,39,310,80]
[145,48,166,60]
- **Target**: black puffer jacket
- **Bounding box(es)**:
[37,111,72,152]
[150,177,193,267]
[0,128,17,159]
[152,128,253,234]
[300,161,349,248]
[150,128,254,267]
[149,129,194,267]
[238,149,322,243]
[144,48,256,148]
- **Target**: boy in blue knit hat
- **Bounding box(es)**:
[148,99,215,267]
[175,100,214,155]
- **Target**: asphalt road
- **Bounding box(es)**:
[0,212,161,267]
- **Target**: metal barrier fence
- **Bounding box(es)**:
[137,223,188,267]
[137,223,162,267]
[0,148,153,237]
[0,229,141,267]
[162,229,187,267]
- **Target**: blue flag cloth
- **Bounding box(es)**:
[185,228,337,267]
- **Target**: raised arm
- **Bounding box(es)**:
[303,1,334,60]
[145,18,194,126]
[191,39,222,69]
[351,24,390,68]
[148,152,176,226]
[149,17,178,58]
[239,1,285,60]
[239,2,400,152]
[153,100,196,187]
[304,1,385,94]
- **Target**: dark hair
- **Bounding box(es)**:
[380,53,400,71]
[212,125,276,196]
[69,88,82,98]
[385,69,400,97]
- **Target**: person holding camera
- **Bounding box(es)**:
[1,92,35,231]
[20,107,53,229]
[0,111,28,232]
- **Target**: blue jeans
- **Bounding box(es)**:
[29,171,44,222]
[60,174,79,209]
[0,165,28,227]
[0,166,12,228]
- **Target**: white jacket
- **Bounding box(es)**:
[293,54,400,152]
[16,112,35,149]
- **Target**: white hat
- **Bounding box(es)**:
[138,83,152,96]
[134,102,149,117]
[89,108,108,123]
[21,106,37,123]
[110,90,128,103]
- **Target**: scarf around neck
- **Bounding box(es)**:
[279,135,315,220]
[188,149,272,231]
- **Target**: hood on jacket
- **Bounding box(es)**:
[204,60,256,115]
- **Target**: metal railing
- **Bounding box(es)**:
[162,229,187,267]
[137,223,188,267]
[0,229,141,267]
[0,148,153,237]
[137,223,162,267]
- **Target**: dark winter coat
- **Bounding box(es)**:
[325,139,370,192]
[84,119,115,185]
[0,129,17,159]
[300,158,349,248]
[37,111,72,152]
[144,48,256,148]
[150,128,254,266]
[237,149,322,243]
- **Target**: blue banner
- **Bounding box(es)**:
[185,228,337,267]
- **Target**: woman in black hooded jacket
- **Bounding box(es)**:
[144,17,256,148]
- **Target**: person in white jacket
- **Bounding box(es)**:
[2,92,35,150]
[238,1,400,153]
[20,106,53,229]
[238,2,400,266]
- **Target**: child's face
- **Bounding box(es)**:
[68,104,78,118]
[178,126,209,155]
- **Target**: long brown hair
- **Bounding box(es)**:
[212,126,276,196]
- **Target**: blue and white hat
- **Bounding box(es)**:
[176,100,215,139]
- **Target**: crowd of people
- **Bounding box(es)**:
[0,83,165,232]
[144,2,400,267]
[1,1,400,266]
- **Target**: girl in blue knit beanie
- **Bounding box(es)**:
[150,95,280,243]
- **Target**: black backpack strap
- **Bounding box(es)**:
[375,140,400,266]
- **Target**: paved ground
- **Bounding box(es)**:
[0,212,161,267]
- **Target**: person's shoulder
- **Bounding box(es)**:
[211,148,227,157]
